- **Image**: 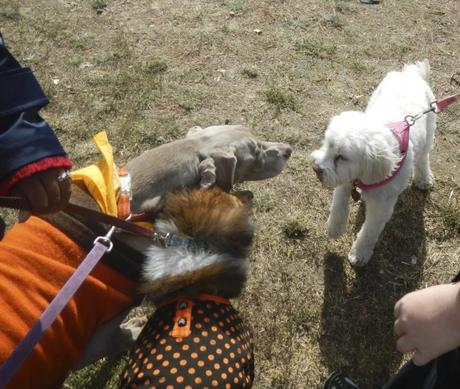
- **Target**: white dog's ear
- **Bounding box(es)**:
[362,141,400,183]
[186,126,203,138]
[209,147,237,191]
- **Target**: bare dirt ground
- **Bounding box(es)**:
[1,0,459,388]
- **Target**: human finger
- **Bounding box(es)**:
[57,171,72,209]
[39,169,62,212]
[394,299,402,318]
[18,210,30,223]
[412,350,431,367]
[393,318,406,338]
[11,177,48,214]
[396,335,416,354]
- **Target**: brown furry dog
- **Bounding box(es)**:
[120,187,255,388]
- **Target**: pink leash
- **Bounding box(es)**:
[351,93,459,201]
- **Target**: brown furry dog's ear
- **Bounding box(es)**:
[161,188,254,258]
[140,188,254,299]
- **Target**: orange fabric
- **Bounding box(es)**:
[0,216,138,388]
[170,298,194,338]
[197,294,230,305]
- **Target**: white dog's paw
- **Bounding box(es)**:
[413,173,434,190]
[327,216,347,239]
[348,245,373,266]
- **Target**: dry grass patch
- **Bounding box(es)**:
[1,0,459,388]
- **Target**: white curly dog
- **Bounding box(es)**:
[311,60,436,266]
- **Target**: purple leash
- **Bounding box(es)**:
[0,230,114,388]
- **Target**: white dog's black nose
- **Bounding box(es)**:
[312,164,323,178]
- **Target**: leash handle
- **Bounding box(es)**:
[0,238,112,388]
[66,202,154,238]
[405,93,459,126]
[434,93,460,112]
[0,196,28,210]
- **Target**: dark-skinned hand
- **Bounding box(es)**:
[9,167,72,215]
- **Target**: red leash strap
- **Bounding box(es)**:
[0,196,155,239]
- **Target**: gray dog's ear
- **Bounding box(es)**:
[186,126,203,138]
[210,148,237,191]
[140,195,165,213]
[199,157,217,189]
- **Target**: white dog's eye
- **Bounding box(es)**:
[334,155,347,164]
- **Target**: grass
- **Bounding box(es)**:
[146,61,168,75]
[264,87,298,112]
[439,199,460,234]
[0,2,21,20]
[294,39,337,59]
[91,0,107,14]
[242,68,259,79]
[1,0,459,388]
[282,212,313,239]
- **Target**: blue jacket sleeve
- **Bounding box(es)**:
[0,33,68,182]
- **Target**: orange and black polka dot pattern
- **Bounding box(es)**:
[120,296,254,388]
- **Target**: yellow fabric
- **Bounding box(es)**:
[70,132,120,216]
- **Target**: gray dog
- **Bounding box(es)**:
[128,124,292,211]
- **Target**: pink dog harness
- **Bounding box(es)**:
[351,120,410,201]
[351,93,459,201]
[353,120,409,192]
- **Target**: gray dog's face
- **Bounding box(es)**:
[188,125,292,188]
[232,137,292,183]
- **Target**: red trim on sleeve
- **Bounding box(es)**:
[0,156,72,195]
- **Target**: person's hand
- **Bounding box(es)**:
[9,167,72,215]
[394,283,460,366]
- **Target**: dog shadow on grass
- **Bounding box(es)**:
[319,188,429,388]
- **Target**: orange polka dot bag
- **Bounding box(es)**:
[120,295,254,388]
[120,188,257,388]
